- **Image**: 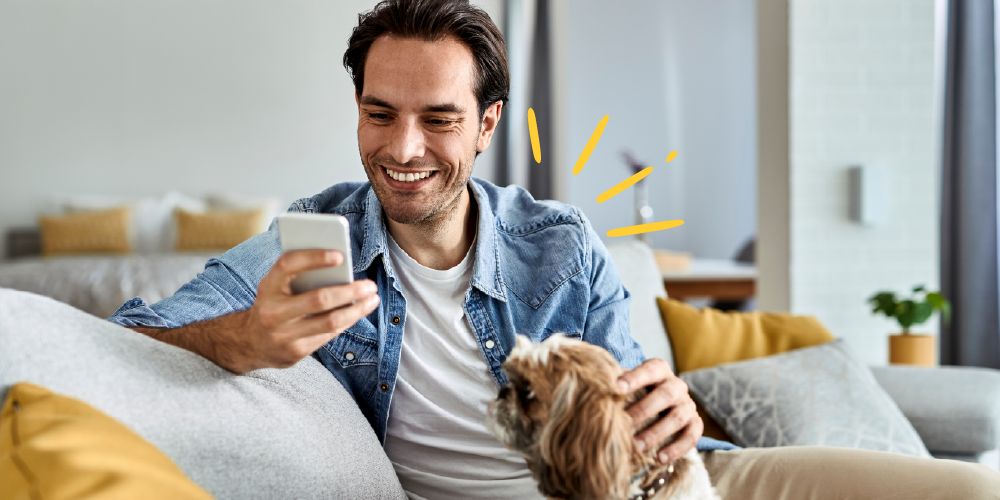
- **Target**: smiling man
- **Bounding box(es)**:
[106,1,1000,499]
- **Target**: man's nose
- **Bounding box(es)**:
[387,118,426,165]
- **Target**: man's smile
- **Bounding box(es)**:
[381,165,438,190]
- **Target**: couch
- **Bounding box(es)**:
[1,240,998,499]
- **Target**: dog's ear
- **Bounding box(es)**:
[536,374,633,500]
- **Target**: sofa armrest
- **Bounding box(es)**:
[870,365,1000,454]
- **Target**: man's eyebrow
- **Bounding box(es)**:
[422,103,466,114]
[359,96,396,110]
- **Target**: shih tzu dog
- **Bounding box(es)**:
[486,335,720,500]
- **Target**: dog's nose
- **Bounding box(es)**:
[498,386,511,399]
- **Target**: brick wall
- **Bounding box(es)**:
[790,0,939,365]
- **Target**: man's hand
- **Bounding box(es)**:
[617,358,703,464]
[233,249,380,372]
[133,249,379,375]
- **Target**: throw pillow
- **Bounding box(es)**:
[174,208,264,251]
[657,297,835,373]
[38,207,131,256]
[680,339,932,457]
[0,382,214,500]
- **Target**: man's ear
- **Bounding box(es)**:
[477,101,503,153]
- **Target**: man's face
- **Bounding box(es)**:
[357,35,500,226]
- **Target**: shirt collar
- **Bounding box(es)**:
[353,181,506,302]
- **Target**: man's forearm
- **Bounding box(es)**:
[130,309,254,374]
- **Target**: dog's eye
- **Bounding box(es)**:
[517,385,535,406]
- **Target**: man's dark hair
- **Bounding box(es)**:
[343,0,509,120]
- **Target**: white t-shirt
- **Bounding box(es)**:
[383,234,543,500]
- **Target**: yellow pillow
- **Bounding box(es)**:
[38,207,131,256]
[657,297,836,374]
[175,208,264,251]
[0,382,214,500]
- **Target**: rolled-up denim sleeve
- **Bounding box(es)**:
[578,212,646,370]
[107,228,283,328]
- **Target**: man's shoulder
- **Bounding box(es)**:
[471,178,585,235]
[289,182,372,215]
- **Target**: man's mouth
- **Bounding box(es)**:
[386,168,433,182]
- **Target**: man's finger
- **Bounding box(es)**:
[633,397,696,452]
[618,358,673,394]
[260,250,343,295]
[626,376,688,425]
[279,280,378,320]
[284,293,380,342]
[657,416,703,464]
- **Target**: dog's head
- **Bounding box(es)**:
[486,335,644,500]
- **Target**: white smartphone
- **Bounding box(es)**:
[276,213,354,294]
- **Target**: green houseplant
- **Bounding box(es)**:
[867,285,951,366]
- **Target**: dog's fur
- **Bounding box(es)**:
[486,335,720,500]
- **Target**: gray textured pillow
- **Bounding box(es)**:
[681,339,931,457]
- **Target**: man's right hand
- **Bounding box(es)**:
[132,249,380,375]
[239,249,380,372]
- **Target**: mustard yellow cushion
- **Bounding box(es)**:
[0,382,214,500]
[174,208,264,251]
[38,207,131,256]
[657,297,836,374]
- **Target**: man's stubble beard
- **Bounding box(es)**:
[361,143,478,232]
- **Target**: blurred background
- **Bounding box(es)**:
[0,0,986,369]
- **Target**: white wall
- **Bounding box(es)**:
[562,0,757,259]
[789,0,939,365]
[0,0,502,258]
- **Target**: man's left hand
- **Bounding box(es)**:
[618,358,703,463]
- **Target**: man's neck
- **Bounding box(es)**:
[385,186,478,271]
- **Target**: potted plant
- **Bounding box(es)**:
[867,285,951,366]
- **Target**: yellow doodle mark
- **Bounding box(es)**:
[573,115,609,175]
[665,151,678,162]
[528,108,541,163]
[597,167,654,203]
[607,220,685,238]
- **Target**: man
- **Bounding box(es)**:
[109,1,1000,499]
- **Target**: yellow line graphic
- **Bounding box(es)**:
[665,151,678,162]
[597,167,654,203]
[607,220,685,237]
[528,108,541,163]
[573,115,609,175]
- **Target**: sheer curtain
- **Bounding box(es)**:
[940,0,1000,368]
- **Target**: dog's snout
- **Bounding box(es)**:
[498,386,511,399]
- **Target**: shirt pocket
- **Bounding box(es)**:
[322,328,380,403]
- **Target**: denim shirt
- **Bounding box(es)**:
[108,178,735,453]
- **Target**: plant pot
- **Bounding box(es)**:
[888,334,936,366]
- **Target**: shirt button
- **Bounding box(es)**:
[485,340,496,349]
[392,316,401,325]
[380,383,389,392]
[344,352,355,361]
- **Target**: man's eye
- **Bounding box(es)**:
[369,113,389,120]
[427,119,452,126]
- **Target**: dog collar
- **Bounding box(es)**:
[627,463,674,500]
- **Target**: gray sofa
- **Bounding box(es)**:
[1,241,998,499]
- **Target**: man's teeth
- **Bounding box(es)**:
[386,169,431,182]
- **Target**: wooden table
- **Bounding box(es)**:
[661,259,757,301]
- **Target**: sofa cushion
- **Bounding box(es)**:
[681,339,931,457]
[1,382,215,500]
[659,297,835,373]
[0,288,405,500]
[871,365,1000,454]
[605,240,674,368]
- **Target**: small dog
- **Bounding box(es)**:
[486,335,720,500]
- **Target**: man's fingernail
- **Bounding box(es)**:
[659,452,670,463]
[636,440,646,452]
[618,381,629,393]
